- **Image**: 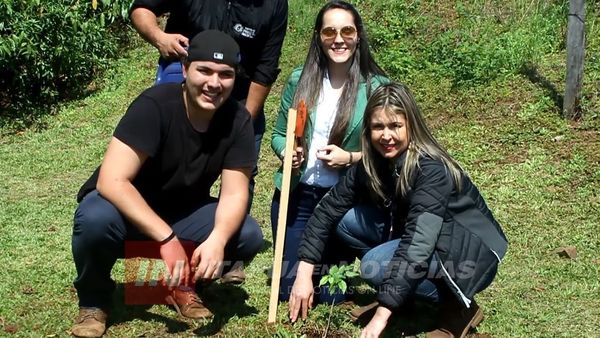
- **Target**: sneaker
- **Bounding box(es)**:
[165,286,213,320]
[220,264,246,285]
[426,300,484,338]
[71,307,107,338]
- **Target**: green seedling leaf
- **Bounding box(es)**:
[318,275,330,287]
[338,279,347,294]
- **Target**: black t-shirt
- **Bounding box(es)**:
[77,83,256,222]
[130,0,288,100]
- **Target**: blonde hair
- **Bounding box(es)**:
[361,83,464,202]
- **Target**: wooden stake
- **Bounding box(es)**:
[268,108,298,323]
[564,0,586,119]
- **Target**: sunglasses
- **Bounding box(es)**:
[320,26,357,40]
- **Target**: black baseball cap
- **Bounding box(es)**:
[187,30,241,67]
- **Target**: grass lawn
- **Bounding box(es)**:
[1,1,599,337]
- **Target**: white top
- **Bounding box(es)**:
[300,75,342,188]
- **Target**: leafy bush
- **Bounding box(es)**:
[0,0,132,108]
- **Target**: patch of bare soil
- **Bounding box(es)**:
[300,326,353,338]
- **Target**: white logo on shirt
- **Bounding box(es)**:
[233,23,256,39]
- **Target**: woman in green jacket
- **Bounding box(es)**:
[270,0,387,302]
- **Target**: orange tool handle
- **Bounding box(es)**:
[294,100,307,139]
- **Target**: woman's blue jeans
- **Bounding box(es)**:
[271,184,352,303]
[336,204,440,303]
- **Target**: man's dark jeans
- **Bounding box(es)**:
[72,190,263,308]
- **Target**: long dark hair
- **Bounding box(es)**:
[361,83,464,202]
[293,0,386,146]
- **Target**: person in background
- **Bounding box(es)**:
[288,83,508,338]
[70,31,263,338]
[130,0,288,239]
[270,0,388,303]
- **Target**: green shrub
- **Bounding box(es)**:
[0,0,132,108]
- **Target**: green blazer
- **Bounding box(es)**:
[271,67,388,190]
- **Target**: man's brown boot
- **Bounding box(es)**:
[220,264,246,285]
[71,307,107,338]
[165,286,214,320]
[426,300,484,338]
